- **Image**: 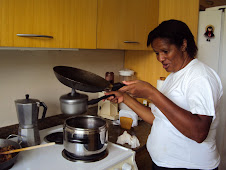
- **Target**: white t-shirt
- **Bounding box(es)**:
[147,59,223,169]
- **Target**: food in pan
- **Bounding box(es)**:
[0,145,16,163]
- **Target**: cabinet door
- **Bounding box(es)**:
[124,0,199,89]
[158,0,199,40]
[97,0,159,50]
[0,0,97,49]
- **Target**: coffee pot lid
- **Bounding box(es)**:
[15,94,40,104]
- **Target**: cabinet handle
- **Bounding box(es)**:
[124,41,139,44]
[17,34,53,38]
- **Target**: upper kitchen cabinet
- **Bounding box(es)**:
[97,0,159,50]
[158,0,199,40]
[0,0,97,49]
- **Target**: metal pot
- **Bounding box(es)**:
[60,90,88,115]
[60,89,114,115]
[0,138,21,170]
[63,115,108,157]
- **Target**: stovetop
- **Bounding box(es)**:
[11,125,138,170]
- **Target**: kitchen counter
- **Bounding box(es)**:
[0,106,152,169]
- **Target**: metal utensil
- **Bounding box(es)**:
[59,89,115,115]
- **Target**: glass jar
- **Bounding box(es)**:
[118,69,135,111]
[119,69,135,82]
[105,72,114,84]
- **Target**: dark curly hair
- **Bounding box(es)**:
[147,19,198,58]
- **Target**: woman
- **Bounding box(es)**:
[106,20,222,170]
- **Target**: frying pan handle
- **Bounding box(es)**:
[87,94,115,105]
[112,82,126,91]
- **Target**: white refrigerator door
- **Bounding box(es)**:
[197,9,226,170]
[197,10,222,73]
[218,9,226,170]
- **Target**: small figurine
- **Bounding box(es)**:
[204,25,215,42]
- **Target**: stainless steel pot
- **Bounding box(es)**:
[63,115,108,156]
[60,89,114,115]
[60,91,88,115]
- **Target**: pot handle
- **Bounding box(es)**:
[40,102,47,119]
[87,94,115,105]
[68,138,89,144]
[7,134,23,145]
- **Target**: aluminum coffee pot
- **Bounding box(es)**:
[15,94,47,147]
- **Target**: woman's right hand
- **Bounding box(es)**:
[106,85,155,125]
[105,91,129,104]
[119,80,156,100]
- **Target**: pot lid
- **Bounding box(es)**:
[60,92,88,103]
[15,94,40,104]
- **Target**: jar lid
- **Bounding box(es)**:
[119,69,134,76]
[15,94,40,104]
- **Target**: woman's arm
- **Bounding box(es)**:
[120,80,212,143]
[150,90,212,143]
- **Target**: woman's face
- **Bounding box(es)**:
[151,38,186,72]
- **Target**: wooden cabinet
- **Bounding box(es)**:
[124,0,199,88]
[0,0,197,50]
[0,0,159,50]
[0,0,97,49]
[158,0,199,40]
[97,0,159,50]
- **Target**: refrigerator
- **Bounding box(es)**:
[197,5,226,169]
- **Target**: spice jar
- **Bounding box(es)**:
[105,72,114,84]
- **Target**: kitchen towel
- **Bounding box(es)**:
[116,131,140,148]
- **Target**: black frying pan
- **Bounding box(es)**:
[53,66,125,93]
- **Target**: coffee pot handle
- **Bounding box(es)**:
[40,102,47,119]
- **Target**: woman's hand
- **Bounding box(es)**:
[105,91,129,103]
[119,80,156,99]
[105,88,155,125]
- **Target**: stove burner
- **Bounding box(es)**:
[62,149,108,162]
[44,132,63,144]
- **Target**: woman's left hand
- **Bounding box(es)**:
[119,80,156,99]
